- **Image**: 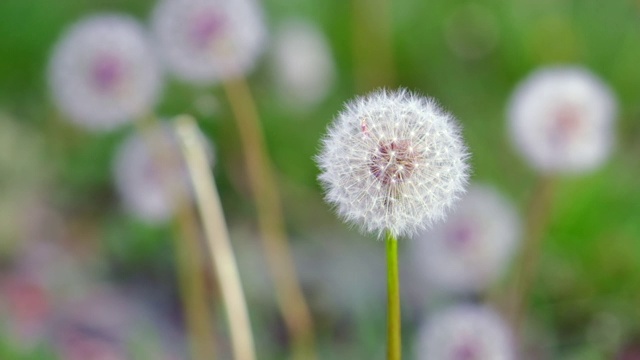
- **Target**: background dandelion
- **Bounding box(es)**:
[48,14,163,131]
[151,0,266,84]
[407,184,520,295]
[112,124,214,223]
[507,66,617,174]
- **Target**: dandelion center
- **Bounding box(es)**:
[90,54,124,93]
[548,104,582,147]
[369,140,417,185]
[452,341,480,360]
[447,222,474,249]
[189,11,225,50]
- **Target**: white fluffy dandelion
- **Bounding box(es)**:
[151,0,267,85]
[415,305,515,360]
[271,19,336,109]
[48,15,163,131]
[112,124,214,223]
[408,184,520,294]
[508,66,617,173]
[317,89,469,237]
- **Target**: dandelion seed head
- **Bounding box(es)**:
[112,124,214,223]
[508,66,617,173]
[409,184,520,293]
[415,305,515,360]
[152,0,266,85]
[317,89,469,238]
[48,15,162,131]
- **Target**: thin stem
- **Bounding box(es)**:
[386,230,401,360]
[134,116,217,360]
[508,176,556,336]
[173,190,218,360]
[222,76,316,359]
[175,116,256,360]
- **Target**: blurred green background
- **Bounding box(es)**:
[1,0,640,359]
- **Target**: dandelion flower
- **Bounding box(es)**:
[112,124,214,223]
[408,184,520,294]
[508,66,617,174]
[151,0,267,85]
[317,89,469,238]
[415,304,515,360]
[48,15,163,131]
[271,19,336,109]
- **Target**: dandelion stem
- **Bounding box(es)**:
[134,116,217,360]
[175,115,256,360]
[386,230,402,360]
[508,176,556,337]
[222,76,316,359]
[173,190,218,360]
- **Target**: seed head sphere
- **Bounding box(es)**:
[410,184,521,293]
[508,66,617,174]
[48,15,162,131]
[317,89,469,238]
[151,0,266,85]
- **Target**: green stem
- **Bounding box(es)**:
[509,176,556,336]
[386,230,401,360]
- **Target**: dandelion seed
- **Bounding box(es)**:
[415,304,515,360]
[48,15,163,131]
[151,0,267,85]
[507,66,617,174]
[408,184,520,294]
[317,89,469,238]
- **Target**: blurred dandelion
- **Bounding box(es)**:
[112,124,214,223]
[508,66,617,174]
[271,19,336,110]
[408,184,520,294]
[48,15,163,131]
[415,304,515,360]
[151,0,266,85]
